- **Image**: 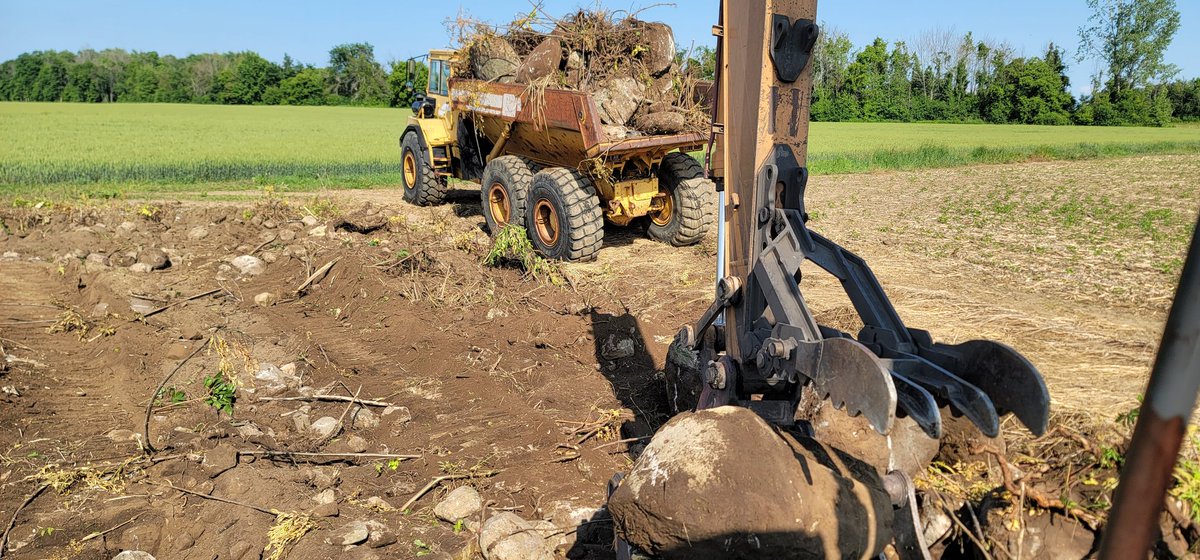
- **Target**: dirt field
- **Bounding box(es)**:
[0,154,1195,559]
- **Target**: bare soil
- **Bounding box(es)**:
[0,154,1195,559]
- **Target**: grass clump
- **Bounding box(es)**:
[483,224,564,284]
[264,512,317,560]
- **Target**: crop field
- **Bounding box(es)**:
[2,102,1199,192]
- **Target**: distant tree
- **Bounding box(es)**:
[676,45,716,81]
[387,60,428,108]
[216,52,281,104]
[1078,0,1180,96]
[328,43,388,104]
[980,53,1074,125]
[277,67,329,105]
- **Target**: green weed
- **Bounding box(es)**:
[203,372,237,416]
[484,225,564,284]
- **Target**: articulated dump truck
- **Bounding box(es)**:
[399,50,715,261]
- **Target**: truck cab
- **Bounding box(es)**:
[399,49,464,206]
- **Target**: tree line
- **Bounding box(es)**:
[0,42,428,109]
[2,0,1194,126]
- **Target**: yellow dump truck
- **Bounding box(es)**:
[399,49,715,261]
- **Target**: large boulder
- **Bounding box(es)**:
[516,37,563,83]
[630,20,676,75]
[607,406,893,560]
[592,77,646,125]
[470,36,520,83]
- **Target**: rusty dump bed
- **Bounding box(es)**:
[449,78,707,166]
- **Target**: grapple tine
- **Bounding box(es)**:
[890,372,942,438]
[808,337,898,435]
[889,355,1000,438]
[923,340,1051,436]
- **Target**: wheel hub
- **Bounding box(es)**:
[488,183,511,226]
[650,192,673,227]
[403,152,417,189]
[533,200,560,246]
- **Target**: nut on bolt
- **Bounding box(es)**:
[677,325,696,350]
[705,360,727,390]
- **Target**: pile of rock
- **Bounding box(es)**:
[459,10,707,139]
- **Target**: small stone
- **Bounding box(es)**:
[351,407,379,429]
[106,429,138,443]
[261,251,278,264]
[181,326,204,340]
[365,519,397,548]
[310,416,339,438]
[118,221,137,233]
[311,502,340,518]
[235,423,264,438]
[138,248,170,270]
[202,443,239,478]
[313,488,337,505]
[601,337,636,360]
[228,541,255,560]
[165,343,192,359]
[187,226,210,240]
[365,496,395,512]
[434,486,483,522]
[302,216,320,227]
[231,255,266,276]
[91,302,111,317]
[339,520,370,546]
[112,552,157,560]
[347,435,369,453]
[129,263,154,274]
[486,308,507,320]
[382,406,412,423]
[262,219,278,229]
[254,292,278,307]
[308,225,327,237]
[0,251,17,260]
[292,411,312,433]
[112,251,137,267]
[279,229,297,242]
[86,253,110,267]
[70,248,89,259]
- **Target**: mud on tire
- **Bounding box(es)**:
[648,152,716,246]
[525,168,604,261]
[400,131,449,206]
[480,155,537,235]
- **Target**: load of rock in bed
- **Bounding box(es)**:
[459,10,709,140]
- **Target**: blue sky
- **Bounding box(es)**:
[1,1,1195,95]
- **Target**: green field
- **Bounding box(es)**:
[2,102,1199,193]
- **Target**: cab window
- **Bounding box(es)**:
[429,59,449,96]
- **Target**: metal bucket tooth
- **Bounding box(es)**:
[886,354,1000,438]
[890,372,942,438]
[807,337,899,436]
[922,340,1051,437]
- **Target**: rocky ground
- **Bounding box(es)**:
[0,154,1196,559]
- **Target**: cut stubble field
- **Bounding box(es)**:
[2,101,1199,192]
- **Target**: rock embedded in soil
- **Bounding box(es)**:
[187,226,210,240]
[202,442,239,478]
[129,263,154,273]
[382,405,412,423]
[279,229,296,242]
[302,215,320,227]
[347,434,369,453]
[607,406,893,559]
[310,416,339,438]
[433,485,483,522]
[254,292,278,307]
[112,552,157,560]
[138,248,171,270]
[601,336,636,360]
[339,520,370,546]
[351,406,379,429]
[365,519,398,548]
[230,255,266,276]
[86,253,110,267]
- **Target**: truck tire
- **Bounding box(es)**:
[400,131,448,206]
[525,168,604,262]
[480,155,537,235]
[647,152,716,246]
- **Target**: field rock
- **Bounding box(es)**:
[479,512,559,560]
[302,215,320,227]
[593,77,646,125]
[347,434,369,453]
[607,406,893,559]
[129,263,154,273]
[601,336,636,360]
[138,248,170,270]
[187,226,210,240]
[470,36,521,83]
[231,255,265,276]
[279,229,297,242]
[351,406,379,429]
[516,37,563,83]
[630,20,676,75]
[112,552,156,560]
[633,111,687,134]
[365,519,397,548]
[382,406,413,423]
[86,253,110,267]
[806,404,938,479]
[434,486,483,522]
[253,292,278,307]
[339,520,370,546]
[310,416,339,438]
[111,251,137,267]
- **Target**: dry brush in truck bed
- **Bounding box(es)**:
[452,8,710,140]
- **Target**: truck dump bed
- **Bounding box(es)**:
[449,79,707,166]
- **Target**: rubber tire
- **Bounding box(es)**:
[525,168,604,262]
[480,155,537,235]
[400,131,448,206]
[648,152,716,246]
